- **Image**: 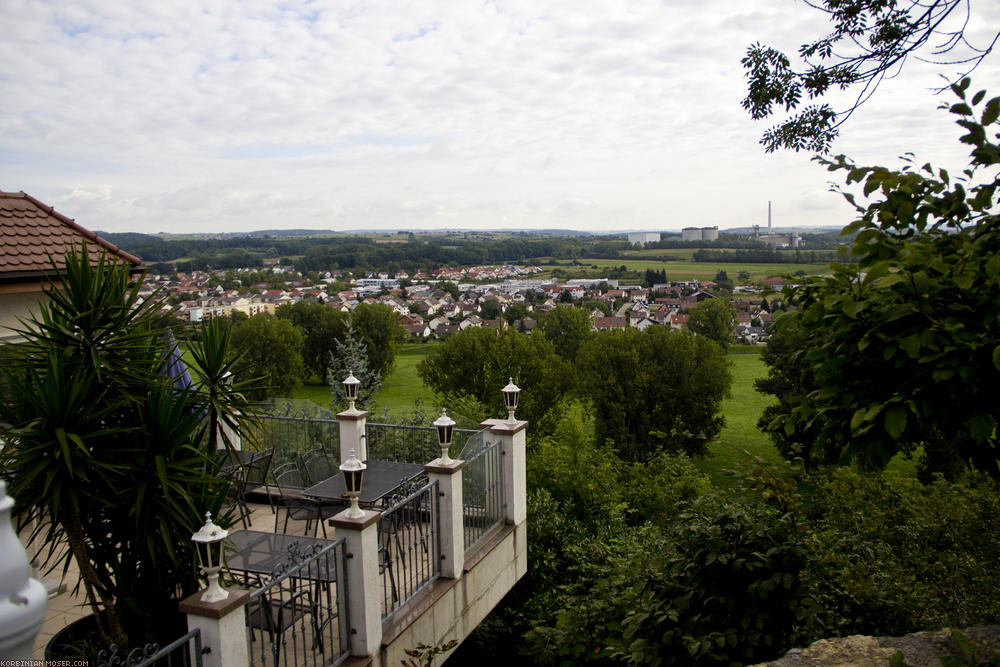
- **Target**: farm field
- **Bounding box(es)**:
[538,257,830,283]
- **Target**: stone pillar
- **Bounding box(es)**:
[425,459,466,579]
[337,408,369,464]
[330,509,382,658]
[481,419,528,526]
[179,589,250,667]
[0,480,48,659]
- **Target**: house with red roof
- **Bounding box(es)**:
[0,191,141,343]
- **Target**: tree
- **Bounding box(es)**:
[418,327,574,435]
[503,302,529,325]
[575,328,731,461]
[276,301,347,380]
[538,305,594,362]
[758,81,1000,477]
[479,298,502,320]
[742,0,999,152]
[231,314,305,400]
[327,318,382,409]
[0,246,240,651]
[350,302,405,379]
[687,298,737,349]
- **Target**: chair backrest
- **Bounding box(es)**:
[301,451,335,486]
[272,462,306,492]
[221,465,247,497]
[245,451,274,487]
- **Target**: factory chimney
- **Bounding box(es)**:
[768,201,772,233]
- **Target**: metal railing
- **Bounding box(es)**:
[462,433,505,554]
[96,628,203,667]
[366,423,479,464]
[245,539,350,667]
[245,413,341,470]
[378,479,440,620]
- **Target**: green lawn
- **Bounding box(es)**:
[290,341,442,419]
[700,348,782,486]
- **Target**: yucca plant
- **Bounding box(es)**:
[0,244,253,651]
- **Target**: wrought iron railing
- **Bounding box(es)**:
[245,413,341,470]
[378,478,441,620]
[245,539,350,667]
[96,628,203,667]
[461,432,505,554]
[365,423,479,464]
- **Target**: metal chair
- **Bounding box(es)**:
[272,462,340,538]
[221,465,251,529]
[243,450,275,514]
[300,448,336,486]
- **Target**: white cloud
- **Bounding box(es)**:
[1,0,997,234]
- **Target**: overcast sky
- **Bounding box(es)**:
[2,0,998,235]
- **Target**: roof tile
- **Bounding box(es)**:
[0,190,141,276]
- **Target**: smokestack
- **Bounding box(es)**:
[768,201,772,233]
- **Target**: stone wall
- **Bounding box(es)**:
[753,626,1000,666]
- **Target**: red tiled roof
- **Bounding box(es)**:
[0,191,141,281]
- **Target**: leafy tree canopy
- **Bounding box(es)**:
[687,297,737,349]
[417,327,574,435]
[575,327,732,461]
[275,301,347,380]
[743,0,999,152]
[538,304,594,362]
[231,314,305,400]
[758,80,1000,477]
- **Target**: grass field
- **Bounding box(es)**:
[290,341,441,418]
[538,257,829,283]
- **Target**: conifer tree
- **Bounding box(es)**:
[327,318,382,409]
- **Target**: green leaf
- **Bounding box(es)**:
[950,102,973,116]
[884,407,906,439]
[983,98,1000,126]
[993,345,1000,371]
[969,413,994,441]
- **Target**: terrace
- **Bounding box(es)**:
[13,387,528,666]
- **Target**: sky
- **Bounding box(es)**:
[1,0,998,235]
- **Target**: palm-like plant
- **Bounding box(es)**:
[0,245,252,651]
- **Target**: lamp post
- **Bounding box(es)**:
[340,449,367,519]
[343,371,360,412]
[501,377,521,424]
[191,512,229,603]
[433,408,456,464]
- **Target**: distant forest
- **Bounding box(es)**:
[101,230,842,274]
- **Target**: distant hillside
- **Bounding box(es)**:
[96,232,163,249]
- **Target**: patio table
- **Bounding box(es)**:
[302,459,424,508]
[225,529,337,582]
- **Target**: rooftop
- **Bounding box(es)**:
[0,191,141,282]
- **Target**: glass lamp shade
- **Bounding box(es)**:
[340,449,366,494]
[433,408,456,463]
[501,377,521,422]
[342,371,360,402]
[191,512,229,602]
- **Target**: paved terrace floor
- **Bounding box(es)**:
[24,500,339,660]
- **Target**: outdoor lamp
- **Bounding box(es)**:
[433,408,456,464]
[192,512,229,603]
[340,448,367,519]
[343,371,360,412]
[501,377,521,424]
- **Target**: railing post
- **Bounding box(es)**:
[179,589,250,667]
[330,509,382,658]
[337,407,369,464]
[481,419,528,525]
[425,459,465,578]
